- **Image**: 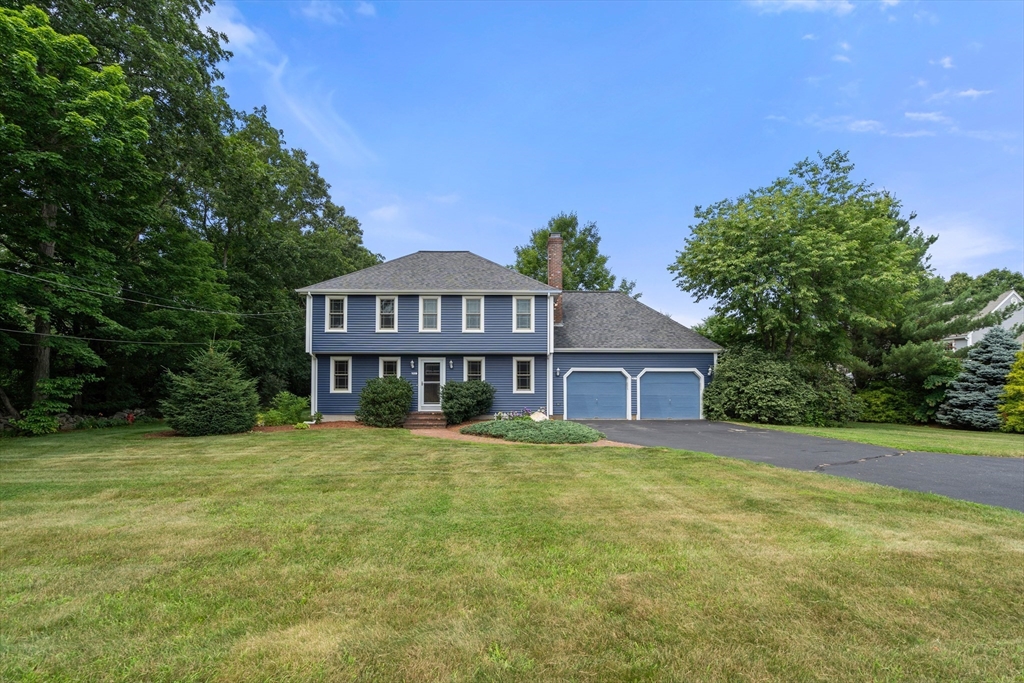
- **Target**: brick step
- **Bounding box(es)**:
[403,412,447,429]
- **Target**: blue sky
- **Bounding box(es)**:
[206,0,1023,324]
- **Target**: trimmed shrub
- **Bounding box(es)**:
[703,348,809,425]
[259,391,311,426]
[804,369,861,427]
[355,376,414,428]
[161,349,260,436]
[856,386,917,424]
[998,350,1024,433]
[441,380,496,425]
[461,419,604,444]
[937,327,1020,431]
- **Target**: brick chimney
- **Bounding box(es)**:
[547,232,563,324]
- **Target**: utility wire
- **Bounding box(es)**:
[0,268,302,318]
[0,326,304,346]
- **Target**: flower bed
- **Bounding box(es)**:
[460,419,604,444]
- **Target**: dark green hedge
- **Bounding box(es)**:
[441,380,496,425]
[355,376,414,427]
[460,419,604,444]
[161,349,260,436]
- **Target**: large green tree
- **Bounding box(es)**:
[512,212,639,298]
[670,151,931,363]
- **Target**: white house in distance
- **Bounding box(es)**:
[944,289,1024,351]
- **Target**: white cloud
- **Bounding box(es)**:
[203,3,264,57]
[957,88,993,98]
[802,33,818,40]
[923,217,1017,275]
[847,119,884,133]
[301,1,346,24]
[915,79,928,88]
[931,56,954,69]
[905,111,951,124]
[806,115,885,133]
[368,205,401,221]
[890,130,936,138]
[765,114,788,121]
[747,0,855,16]
[428,193,460,204]
[832,54,851,63]
[355,1,377,17]
[880,0,900,6]
[838,41,851,50]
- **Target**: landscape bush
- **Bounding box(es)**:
[802,368,861,427]
[258,391,311,426]
[997,350,1024,433]
[441,380,496,425]
[161,349,260,437]
[703,348,809,425]
[856,386,917,424]
[461,419,604,444]
[937,327,1019,431]
[355,376,414,427]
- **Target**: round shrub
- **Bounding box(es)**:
[998,350,1024,433]
[161,349,260,436]
[856,386,917,424]
[441,380,496,425]
[703,348,809,425]
[355,376,414,428]
[259,391,311,427]
[803,368,861,427]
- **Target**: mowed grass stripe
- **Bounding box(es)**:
[1,425,1022,682]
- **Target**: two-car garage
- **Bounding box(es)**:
[563,368,704,420]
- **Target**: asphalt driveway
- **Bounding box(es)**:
[582,420,1024,512]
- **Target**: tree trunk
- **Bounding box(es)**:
[29,205,58,404]
[0,385,21,421]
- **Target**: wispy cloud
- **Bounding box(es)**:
[802,33,818,40]
[806,115,884,133]
[905,111,951,124]
[890,130,936,138]
[368,205,401,221]
[355,1,377,17]
[924,216,1017,274]
[926,87,994,102]
[880,0,900,7]
[747,0,855,16]
[838,41,851,51]
[204,3,265,57]
[765,114,789,122]
[931,56,954,69]
[428,193,460,205]
[301,1,346,24]
[957,88,993,99]
[833,54,851,63]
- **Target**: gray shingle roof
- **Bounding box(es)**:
[555,292,721,351]
[979,290,1021,316]
[297,251,558,293]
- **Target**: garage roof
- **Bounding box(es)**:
[555,292,721,351]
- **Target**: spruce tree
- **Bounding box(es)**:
[936,327,1021,431]
[161,349,260,436]
[998,350,1024,434]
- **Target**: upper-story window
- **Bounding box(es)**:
[463,296,484,332]
[420,296,440,332]
[377,296,397,332]
[326,296,346,332]
[513,296,533,333]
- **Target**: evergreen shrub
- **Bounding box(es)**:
[856,386,917,424]
[703,348,809,425]
[355,376,413,427]
[259,391,311,426]
[997,350,1024,434]
[936,327,1020,431]
[161,349,260,436]
[803,368,861,426]
[441,380,496,425]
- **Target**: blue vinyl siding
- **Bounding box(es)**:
[310,294,548,354]
[566,371,628,419]
[315,353,546,416]
[552,352,714,418]
[639,371,701,419]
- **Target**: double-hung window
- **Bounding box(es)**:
[420,296,440,332]
[377,296,397,332]
[513,297,533,332]
[464,357,485,382]
[331,356,351,393]
[463,296,484,332]
[379,357,400,378]
[326,296,346,332]
[513,357,534,393]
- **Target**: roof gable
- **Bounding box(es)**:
[297,251,559,293]
[554,292,721,351]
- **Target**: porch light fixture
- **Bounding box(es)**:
[410,359,415,370]
[448,359,454,369]
[555,367,560,377]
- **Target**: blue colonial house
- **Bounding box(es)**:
[297,234,720,422]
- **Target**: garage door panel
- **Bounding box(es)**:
[640,372,700,419]
[566,371,627,419]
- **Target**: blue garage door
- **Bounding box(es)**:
[566,371,628,419]
[640,371,700,419]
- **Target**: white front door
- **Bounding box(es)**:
[418,358,445,411]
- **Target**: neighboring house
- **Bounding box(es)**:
[943,290,1024,351]
[296,234,721,421]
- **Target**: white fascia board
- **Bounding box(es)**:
[295,288,558,295]
[553,348,723,353]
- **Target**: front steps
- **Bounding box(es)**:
[403,412,447,429]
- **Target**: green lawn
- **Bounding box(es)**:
[2,426,1023,682]
[742,422,1024,458]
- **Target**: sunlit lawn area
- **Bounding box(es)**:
[744,422,1024,458]
[2,425,1023,681]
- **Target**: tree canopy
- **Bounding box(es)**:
[512,212,639,298]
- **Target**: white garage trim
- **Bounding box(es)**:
[562,368,632,420]
[636,368,704,420]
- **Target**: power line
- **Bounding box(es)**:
[0,326,304,346]
[0,268,302,318]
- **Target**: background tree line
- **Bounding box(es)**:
[0,1,379,426]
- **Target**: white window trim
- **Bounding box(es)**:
[635,368,705,420]
[462,295,485,333]
[324,295,347,333]
[561,368,632,420]
[463,356,486,382]
[419,295,441,333]
[512,356,535,394]
[329,355,353,394]
[376,295,398,333]
[379,356,401,378]
[513,296,535,333]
